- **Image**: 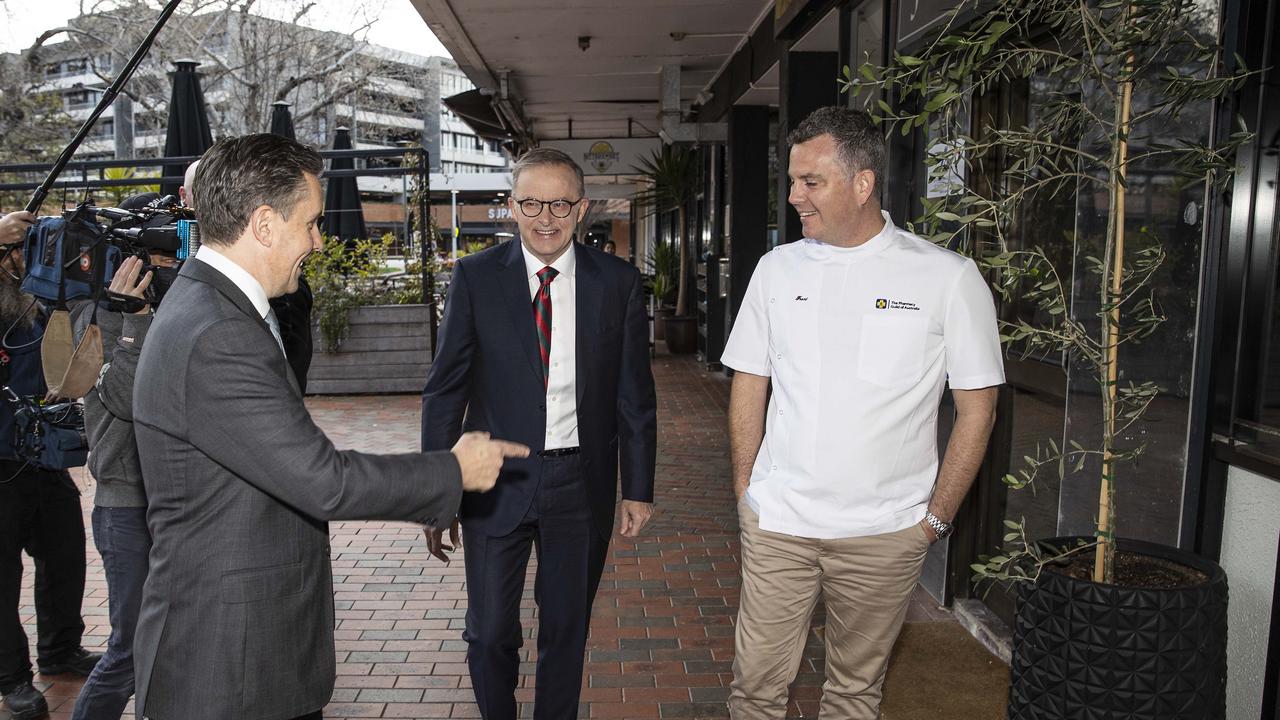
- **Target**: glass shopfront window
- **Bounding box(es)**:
[844,0,885,110]
[991,30,1216,582]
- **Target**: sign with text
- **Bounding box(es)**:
[542,138,662,176]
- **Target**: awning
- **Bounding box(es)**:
[443,89,510,141]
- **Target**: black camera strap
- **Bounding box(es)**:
[87,239,107,327]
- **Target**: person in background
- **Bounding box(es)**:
[68,253,164,720]
[601,239,616,255]
[0,215,101,720]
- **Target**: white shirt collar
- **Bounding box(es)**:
[521,240,576,281]
[802,210,897,261]
[194,244,272,320]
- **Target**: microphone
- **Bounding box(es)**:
[93,207,139,223]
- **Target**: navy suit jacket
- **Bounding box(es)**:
[421,239,657,538]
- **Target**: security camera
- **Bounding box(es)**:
[578,35,591,52]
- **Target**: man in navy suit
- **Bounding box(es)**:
[422,148,657,719]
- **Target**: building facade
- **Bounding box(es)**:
[420,0,1279,715]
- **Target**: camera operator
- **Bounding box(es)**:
[0,226,101,720]
[67,252,168,720]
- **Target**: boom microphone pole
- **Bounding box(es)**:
[25,0,184,215]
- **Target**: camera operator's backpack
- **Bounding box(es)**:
[1,388,88,470]
[21,211,119,303]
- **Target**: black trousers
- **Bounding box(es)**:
[0,462,86,692]
[462,454,610,720]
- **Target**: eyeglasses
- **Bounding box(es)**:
[515,198,583,219]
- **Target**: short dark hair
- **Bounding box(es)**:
[512,147,585,198]
[788,106,885,193]
[193,134,323,247]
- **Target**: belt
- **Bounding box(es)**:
[538,446,580,457]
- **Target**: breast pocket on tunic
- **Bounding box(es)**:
[856,314,928,387]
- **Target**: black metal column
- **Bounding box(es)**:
[777,50,840,244]
[726,106,771,342]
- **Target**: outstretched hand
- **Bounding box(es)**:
[451,431,529,492]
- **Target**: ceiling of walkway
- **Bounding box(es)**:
[410,0,772,141]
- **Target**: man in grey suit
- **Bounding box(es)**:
[132,133,526,720]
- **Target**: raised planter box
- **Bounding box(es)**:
[307,304,433,395]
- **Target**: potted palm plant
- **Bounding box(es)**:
[644,237,678,340]
[633,144,699,354]
[850,0,1250,717]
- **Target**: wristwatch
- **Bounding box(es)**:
[923,511,953,540]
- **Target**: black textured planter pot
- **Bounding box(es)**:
[1008,537,1227,720]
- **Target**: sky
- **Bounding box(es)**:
[0,0,451,57]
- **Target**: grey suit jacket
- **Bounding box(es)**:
[132,258,462,720]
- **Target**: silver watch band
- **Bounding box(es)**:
[923,511,953,538]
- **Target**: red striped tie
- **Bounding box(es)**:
[533,266,558,389]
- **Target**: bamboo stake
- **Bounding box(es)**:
[1095,15,1135,585]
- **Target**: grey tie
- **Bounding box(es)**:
[265,309,286,356]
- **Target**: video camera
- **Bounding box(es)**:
[22,194,200,310]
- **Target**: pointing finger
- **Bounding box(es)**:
[493,440,530,458]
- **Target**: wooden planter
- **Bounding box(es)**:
[1008,537,1228,720]
[307,305,432,394]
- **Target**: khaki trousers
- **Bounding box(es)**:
[729,500,931,719]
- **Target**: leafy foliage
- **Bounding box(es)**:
[304,234,439,353]
[644,236,678,307]
[632,144,700,316]
[847,0,1249,583]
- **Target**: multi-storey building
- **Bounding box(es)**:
[14,9,508,188]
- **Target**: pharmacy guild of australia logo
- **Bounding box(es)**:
[875,298,921,311]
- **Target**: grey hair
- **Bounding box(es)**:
[788,106,885,194]
[511,147,586,198]
[192,134,323,247]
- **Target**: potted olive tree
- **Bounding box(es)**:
[633,144,699,354]
[849,0,1250,717]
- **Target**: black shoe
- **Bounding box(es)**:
[1,682,49,720]
[37,647,102,677]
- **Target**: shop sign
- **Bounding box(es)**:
[542,138,662,176]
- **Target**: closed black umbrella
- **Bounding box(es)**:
[266,100,313,386]
[161,59,213,197]
[269,100,296,140]
[323,126,367,242]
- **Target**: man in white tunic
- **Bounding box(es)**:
[723,106,1005,719]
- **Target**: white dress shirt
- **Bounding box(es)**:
[521,242,579,450]
[722,212,1005,539]
[194,245,283,356]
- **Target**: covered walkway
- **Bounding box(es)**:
[13,355,1006,719]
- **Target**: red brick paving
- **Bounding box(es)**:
[9,354,956,720]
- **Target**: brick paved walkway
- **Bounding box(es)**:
[11,355,960,720]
